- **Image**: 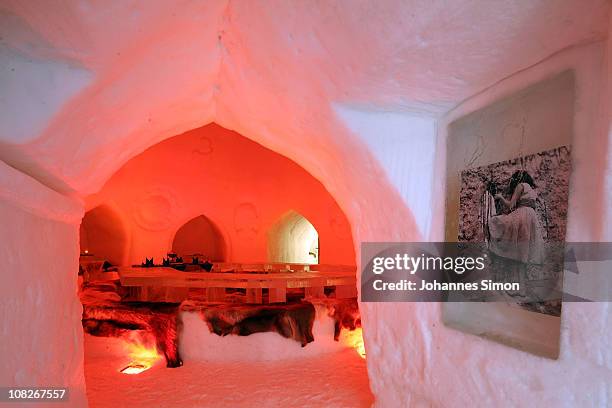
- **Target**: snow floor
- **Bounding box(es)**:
[84,334,374,407]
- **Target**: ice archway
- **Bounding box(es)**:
[172,215,227,262]
[79,204,128,266]
[1,1,611,407]
[268,211,319,264]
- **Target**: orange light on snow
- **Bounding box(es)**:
[120,363,149,375]
[120,341,161,374]
[341,327,366,359]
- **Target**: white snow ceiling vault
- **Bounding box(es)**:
[1,1,611,407]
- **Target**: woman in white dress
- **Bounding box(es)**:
[487,170,544,265]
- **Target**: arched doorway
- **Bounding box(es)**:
[79,205,127,266]
[171,215,226,261]
[267,210,319,264]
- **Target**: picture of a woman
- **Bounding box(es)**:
[458,146,570,317]
[486,170,544,265]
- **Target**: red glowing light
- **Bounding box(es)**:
[340,327,366,359]
[119,339,161,374]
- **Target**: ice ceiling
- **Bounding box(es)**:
[1,3,611,407]
[0,0,608,197]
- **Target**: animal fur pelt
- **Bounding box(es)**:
[310,298,361,340]
[81,282,182,368]
[181,301,316,346]
[81,281,362,365]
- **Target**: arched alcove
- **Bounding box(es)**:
[268,211,319,264]
[0,3,609,408]
[79,205,127,266]
[171,215,226,261]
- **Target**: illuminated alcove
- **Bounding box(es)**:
[268,210,319,264]
[1,2,610,408]
[171,215,226,261]
[79,205,127,266]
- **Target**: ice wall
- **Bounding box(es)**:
[334,106,437,239]
[604,14,612,243]
[0,161,86,405]
[0,2,610,407]
[418,42,612,408]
